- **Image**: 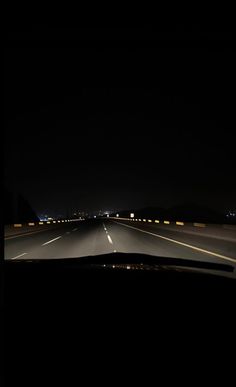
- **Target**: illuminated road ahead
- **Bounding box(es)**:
[4,219,236,276]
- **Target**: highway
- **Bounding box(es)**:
[4,218,236,275]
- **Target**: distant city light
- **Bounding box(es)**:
[226,210,236,218]
[39,214,49,221]
[130,213,134,218]
[116,214,119,217]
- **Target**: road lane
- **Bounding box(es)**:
[108,220,236,265]
[4,222,74,259]
[4,220,113,260]
[4,219,236,276]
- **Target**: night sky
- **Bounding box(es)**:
[4,24,235,216]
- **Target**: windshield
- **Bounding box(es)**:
[4,24,236,276]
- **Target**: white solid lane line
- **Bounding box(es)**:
[72,228,78,232]
[11,252,28,260]
[107,235,113,244]
[42,236,62,246]
[112,221,236,264]
[66,231,71,234]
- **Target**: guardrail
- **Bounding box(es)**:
[10,219,85,228]
[109,217,236,229]
[4,219,85,238]
[110,217,187,225]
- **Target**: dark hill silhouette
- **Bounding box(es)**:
[17,194,39,223]
[4,188,16,225]
[133,207,167,219]
[166,203,225,223]
[4,188,39,224]
[111,203,228,224]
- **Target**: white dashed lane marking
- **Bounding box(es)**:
[103,222,116,249]
[107,235,113,244]
[11,252,28,260]
[42,236,62,246]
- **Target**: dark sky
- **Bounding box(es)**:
[4,24,235,215]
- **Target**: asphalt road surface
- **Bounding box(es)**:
[4,218,236,274]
